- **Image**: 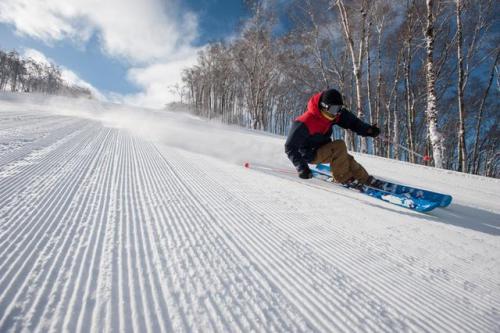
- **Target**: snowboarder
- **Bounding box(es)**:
[285,88,380,186]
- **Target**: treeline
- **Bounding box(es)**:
[0,49,92,98]
[182,0,499,178]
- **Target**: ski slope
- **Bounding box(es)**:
[0,93,499,332]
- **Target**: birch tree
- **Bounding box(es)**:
[424,0,445,168]
[334,0,370,153]
[455,0,467,171]
[402,0,418,163]
[455,0,495,171]
[471,50,499,174]
[0,48,89,97]
[234,1,279,130]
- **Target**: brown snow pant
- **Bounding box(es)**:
[311,140,369,184]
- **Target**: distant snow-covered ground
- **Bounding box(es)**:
[0,93,499,332]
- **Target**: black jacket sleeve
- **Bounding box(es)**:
[337,108,371,136]
[284,121,310,172]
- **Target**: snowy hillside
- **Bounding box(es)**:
[0,93,499,332]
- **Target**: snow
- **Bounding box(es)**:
[0,92,499,332]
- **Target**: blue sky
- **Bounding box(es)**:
[0,0,248,107]
[184,0,246,45]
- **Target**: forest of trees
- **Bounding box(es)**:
[0,49,93,98]
[181,0,499,178]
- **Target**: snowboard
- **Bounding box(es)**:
[313,163,453,207]
[310,165,442,213]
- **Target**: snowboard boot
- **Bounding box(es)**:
[365,175,385,189]
[342,177,364,190]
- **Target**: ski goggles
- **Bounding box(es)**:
[319,102,342,114]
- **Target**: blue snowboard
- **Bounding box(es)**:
[310,165,441,213]
[313,163,452,207]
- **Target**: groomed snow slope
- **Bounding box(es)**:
[0,93,499,332]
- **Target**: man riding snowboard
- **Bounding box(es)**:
[285,88,380,187]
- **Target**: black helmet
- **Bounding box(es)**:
[319,89,343,118]
[320,89,343,107]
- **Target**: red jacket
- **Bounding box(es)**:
[296,92,340,135]
[285,92,371,172]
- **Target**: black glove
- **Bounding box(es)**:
[366,124,380,137]
[298,167,313,179]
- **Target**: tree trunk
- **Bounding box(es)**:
[425,0,445,168]
[393,96,400,161]
[472,50,498,174]
[374,18,384,157]
[404,42,416,163]
[456,0,467,172]
[336,0,368,153]
[366,21,374,154]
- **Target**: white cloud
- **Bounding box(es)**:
[0,0,198,64]
[0,0,202,107]
[0,1,92,45]
[118,53,199,108]
[23,48,105,100]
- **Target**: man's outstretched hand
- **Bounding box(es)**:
[366,124,380,137]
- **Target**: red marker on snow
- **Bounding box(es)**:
[244,162,250,168]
